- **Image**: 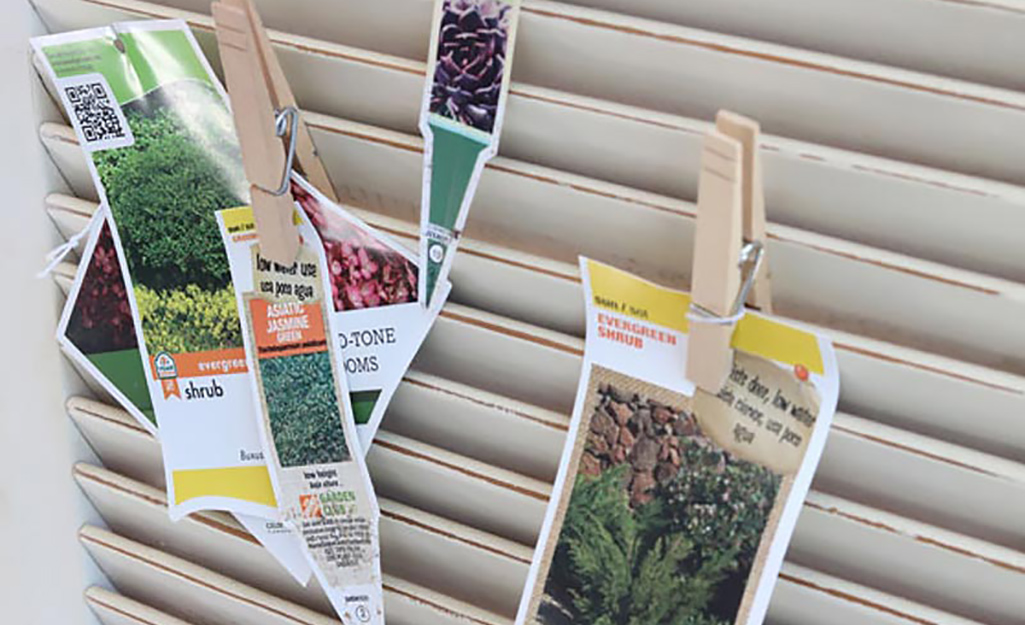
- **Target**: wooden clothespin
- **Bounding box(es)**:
[212,0,337,264]
[687,111,772,394]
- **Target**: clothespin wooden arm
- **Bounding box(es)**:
[214,0,299,264]
[236,0,337,201]
[716,111,772,313]
[688,129,743,393]
[687,110,772,394]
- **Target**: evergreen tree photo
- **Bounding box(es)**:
[536,374,782,625]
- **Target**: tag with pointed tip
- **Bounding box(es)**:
[56,207,156,434]
[218,205,384,625]
[418,0,521,307]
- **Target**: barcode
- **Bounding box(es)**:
[58,74,133,151]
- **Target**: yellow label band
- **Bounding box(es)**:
[732,314,824,375]
[587,260,691,334]
[172,465,277,506]
[220,206,256,234]
[220,206,302,236]
[586,259,824,374]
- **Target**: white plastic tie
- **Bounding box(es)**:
[36,209,103,278]
[686,303,746,326]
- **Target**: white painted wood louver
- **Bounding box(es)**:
[29,0,1025,624]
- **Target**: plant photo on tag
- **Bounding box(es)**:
[430,0,513,134]
[294,180,417,311]
[535,366,784,625]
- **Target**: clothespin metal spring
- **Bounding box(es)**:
[688,240,764,327]
[255,106,299,197]
[733,240,765,316]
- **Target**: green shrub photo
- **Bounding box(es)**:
[134,284,241,354]
[536,370,781,625]
[259,351,351,468]
[91,80,248,355]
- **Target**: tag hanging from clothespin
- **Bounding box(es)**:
[687,111,772,394]
[212,0,337,265]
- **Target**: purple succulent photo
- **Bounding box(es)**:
[430,0,511,134]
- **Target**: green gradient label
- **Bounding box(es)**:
[424,115,488,305]
[43,29,211,105]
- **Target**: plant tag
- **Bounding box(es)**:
[55,207,311,585]
[517,258,839,625]
[218,206,383,625]
[292,174,450,449]
[34,20,279,520]
[418,0,521,306]
[57,207,155,434]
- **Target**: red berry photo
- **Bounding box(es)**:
[66,222,137,354]
[292,181,418,312]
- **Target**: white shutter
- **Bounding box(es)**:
[29,0,1025,624]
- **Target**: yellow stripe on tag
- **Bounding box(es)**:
[220,206,255,234]
[587,260,691,334]
[585,259,824,374]
[221,205,302,233]
[733,314,824,374]
[172,465,276,506]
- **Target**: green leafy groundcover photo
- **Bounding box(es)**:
[259,351,352,468]
[92,79,247,355]
[537,371,781,625]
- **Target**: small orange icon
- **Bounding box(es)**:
[300,494,322,519]
[794,364,809,382]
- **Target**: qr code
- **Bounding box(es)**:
[59,74,133,151]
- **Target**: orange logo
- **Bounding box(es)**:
[161,378,181,399]
[300,494,322,519]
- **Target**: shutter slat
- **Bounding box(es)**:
[516,1,1025,185]
[51,193,1025,464]
[69,384,1025,620]
[75,461,981,625]
[72,0,1025,183]
[563,0,1025,92]
[794,493,1025,624]
[771,564,985,625]
[386,371,568,482]
[370,431,549,546]
[817,413,1025,551]
[32,0,1025,283]
[75,463,524,620]
[85,587,196,625]
[80,525,341,625]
